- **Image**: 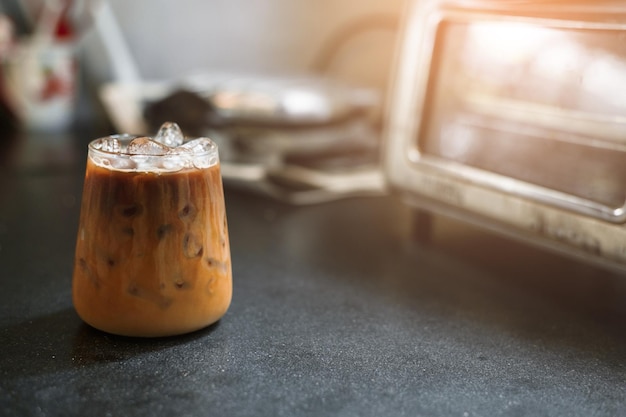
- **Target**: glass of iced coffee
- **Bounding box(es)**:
[72,122,232,337]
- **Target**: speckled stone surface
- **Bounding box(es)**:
[1,142,626,417]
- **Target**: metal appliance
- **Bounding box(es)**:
[384,0,626,271]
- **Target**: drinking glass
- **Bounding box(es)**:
[72,127,232,337]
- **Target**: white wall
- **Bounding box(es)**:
[81,0,406,93]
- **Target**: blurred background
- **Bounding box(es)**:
[0,0,404,130]
[1,0,405,201]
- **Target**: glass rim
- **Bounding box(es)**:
[87,134,219,159]
[87,134,220,172]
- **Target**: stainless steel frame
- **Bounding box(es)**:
[384,0,626,271]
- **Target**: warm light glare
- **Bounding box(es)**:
[463,21,626,113]
[467,21,551,64]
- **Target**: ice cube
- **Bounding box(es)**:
[127,137,170,155]
[167,145,193,156]
[177,138,218,168]
[161,154,189,171]
[110,157,137,171]
[178,137,215,155]
[131,155,162,171]
[92,137,121,153]
[154,122,184,147]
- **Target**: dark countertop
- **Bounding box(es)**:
[1,130,625,417]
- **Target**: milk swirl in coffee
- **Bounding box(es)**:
[72,122,232,337]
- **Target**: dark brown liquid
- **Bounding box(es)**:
[73,158,231,337]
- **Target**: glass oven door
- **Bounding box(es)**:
[414,12,626,222]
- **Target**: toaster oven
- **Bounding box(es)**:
[384,0,626,271]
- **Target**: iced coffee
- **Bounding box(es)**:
[73,122,232,337]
